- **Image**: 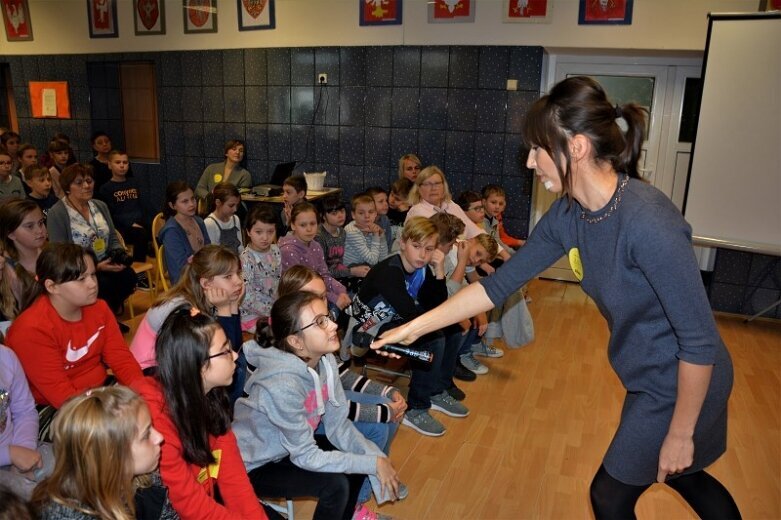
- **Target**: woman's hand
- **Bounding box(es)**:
[9,445,42,472]
[350,265,370,278]
[336,292,352,310]
[205,286,233,316]
[97,258,124,272]
[372,322,418,358]
[473,312,488,336]
[657,431,695,482]
[375,456,400,501]
[387,390,407,422]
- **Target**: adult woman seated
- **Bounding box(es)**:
[398,154,422,183]
[46,163,137,317]
[195,139,251,200]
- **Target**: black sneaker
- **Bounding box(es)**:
[447,384,466,401]
[136,273,151,292]
[454,360,477,381]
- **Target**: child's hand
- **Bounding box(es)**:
[350,265,370,278]
[473,312,488,336]
[375,457,401,501]
[387,391,407,422]
[230,281,246,314]
[205,286,233,315]
[459,319,472,332]
[336,293,352,310]
[429,249,445,277]
[283,201,292,223]
[9,445,42,472]
[456,240,470,265]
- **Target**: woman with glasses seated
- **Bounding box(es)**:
[234,291,404,520]
[46,163,136,323]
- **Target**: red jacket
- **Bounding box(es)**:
[132,377,266,520]
[6,296,142,408]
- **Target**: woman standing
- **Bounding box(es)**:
[374,76,740,519]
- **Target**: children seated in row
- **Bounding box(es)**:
[0,199,46,315]
[96,150,149,263]
[481,184,526,251]
[343,193,388,270]
[279,202,351,311]
[31,386,171,519]
[0,147,25,199]
[346,217,468,437]
[240,204,281,332]
[23,166,58,216]
[204,182,244,255]
[132,308,270,519]
[159,181,210,284]
[234,291,402,520]
[5,244,143,435]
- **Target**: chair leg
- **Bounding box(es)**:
[127,296,135,319]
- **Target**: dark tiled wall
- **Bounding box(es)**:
[4,45,541,238]
[708,249,781,319]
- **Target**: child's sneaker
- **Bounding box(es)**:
[136,273,151,291]
[430,391,469,418]
[402,409,446,437]
[396,482,409,500]
[446,384,466,401]
[472,339,504,358]
[353,503,393,520]
[460,352,488,375]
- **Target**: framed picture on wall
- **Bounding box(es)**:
[134,0,166,35]
[359,0,403,26]
[87,0,118,38]
[237,0,275,31]
[578,0,633,25]
[503,0,551,23]
[1,0,33,41]
[183,0,217,33]
[428,0,475,23]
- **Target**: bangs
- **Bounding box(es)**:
[522,96,557,150]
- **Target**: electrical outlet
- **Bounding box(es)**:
[318,73,328,84]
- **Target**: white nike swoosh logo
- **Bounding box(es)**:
[65,326,105,363]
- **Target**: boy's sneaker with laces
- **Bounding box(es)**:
[396,482,409,500]
[136,273,151,292]
[446,384,466,401]
[353,504,393,520]
[430,391,469,418]
[453,360,477,381]
[460,352,488,375]
[402,409,446,437]
[472,339,504,358]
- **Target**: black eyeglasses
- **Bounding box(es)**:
[207,343,241,360]
[292,313,334,334]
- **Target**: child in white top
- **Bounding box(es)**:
[343,193,388,268]
[204,182,243,255]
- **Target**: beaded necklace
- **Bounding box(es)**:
[580,174,629,224]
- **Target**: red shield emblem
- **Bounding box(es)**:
[242,0,268,19]
[137,0,160,30]
[187,0,209,27]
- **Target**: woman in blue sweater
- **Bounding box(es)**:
[373,76,741,519]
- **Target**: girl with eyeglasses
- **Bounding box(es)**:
[132,307,269,520]
[233,291,403,520]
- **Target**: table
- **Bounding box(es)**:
[241,186,342,204]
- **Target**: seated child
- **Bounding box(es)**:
[31,386,173,519]
[17,144,39,173]
[204,182,244,255]
[0,132,20,176]
[0,343,54,500]
[482,184,525,251]
[234,291,403,520]
[279,202,351,311]
[346,217,467,437]
[158,181,210,284]
[314,195,359,284]
[22,166,57,216]
[343,193,388,269]
[46,139,70,199]
[0,147,24,200]
[239,204,281,333]
[132,309,268,519]
[386,178,412,252]
[279,174,307,236]
[364,187,393,251]
[96,150,149,263]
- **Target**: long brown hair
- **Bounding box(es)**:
[31,386,148,520]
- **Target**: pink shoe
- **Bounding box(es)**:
[352,503,393,520]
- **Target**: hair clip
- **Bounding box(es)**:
[614,105,629,134]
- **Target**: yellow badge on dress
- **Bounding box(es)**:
[568,247,584,281]
[93,237,106,257]
[214,173,223,183]
[196,449,223,483]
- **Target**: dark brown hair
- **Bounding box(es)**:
[429,212,465,246]
[283,175,307,195]
[162,181,193,217]
[290,201,317,225]
[59,163,94,195]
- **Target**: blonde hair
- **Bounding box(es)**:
[277,265,322,298]
[401,216,439,243]
[407,165,452,205]
[473,234,499,261]
[31,386,147,520]
[398,154,422,179]
[0,261,15,320]
[155,245,241,312]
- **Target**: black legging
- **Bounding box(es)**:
[590,464,742,520]
[247,435,366,520]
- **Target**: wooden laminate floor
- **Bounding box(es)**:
[123,278,781,519]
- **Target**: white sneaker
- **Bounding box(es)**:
[460,352,488,375]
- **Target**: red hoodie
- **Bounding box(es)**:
[6,296,142,408]
[132,377,266,520]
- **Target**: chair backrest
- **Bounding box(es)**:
[157,244,170,292]
[151,212,165,254]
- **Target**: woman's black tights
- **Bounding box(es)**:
[590,464,742,520]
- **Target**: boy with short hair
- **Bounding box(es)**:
[23,165,58,215]
[0,131,20,175]
[279,174,307,236]
[96,150,149,263]
[0,147,24,200]
[386,178,412,251]
[364,187,394,251]
[481,184,526,250]
[47,139,70,199]
[343,193,388,268]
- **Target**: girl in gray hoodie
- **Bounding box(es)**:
[233,291,403,520]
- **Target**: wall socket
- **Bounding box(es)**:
[318,73,328,84]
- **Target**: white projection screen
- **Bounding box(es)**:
[683,12,781,256]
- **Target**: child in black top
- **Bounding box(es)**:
[23,166,58,217]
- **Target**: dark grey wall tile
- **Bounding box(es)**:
[474,133,504,174]
[201,51,223,86]
[316,86,340,125]
[291,48,315,86]
[447,89,476,131]
[340,47,366,86]
[479,47,509,90]
[449,46,479,88]
[506,90,538,134]
[181,51,203,86]
[161,87,183,121]
[184,123,204,157]
[339,126,364,165]
[202,86,225,122]
[245,86,268,123]
[315,126,339,163]
[747,254,781,289]
[509,47,543,91]
[291,86,314,124]
[390,129,418,166]
[246,123,269,161]
[419,88,447,130]
[161,52,182,86]
[713,249,752,285]
[421,47,449,88]
[365,127,391,166]
[268,124,291,160]
[267,49,291,85]
[445,131,475,173]
[223,122,246,143]
[709,282,744,313]
[267,86,291,124]
[366,47,393,86]
[340,87,366,126]
[223,49,245,86]
[365,87,391,127]
[164,122,184,158]
[391,88,419,128]
[181,87,203,122]
[339,165,365,200]
[503,135,525,177]
[244,48,267,85]
[393,47,420,87]
[315,48,340,86]
[418,129,446,167]
[476,90,507,132]
[290,125,310,162]
[746,288,781,318]
[202,123,225,156]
